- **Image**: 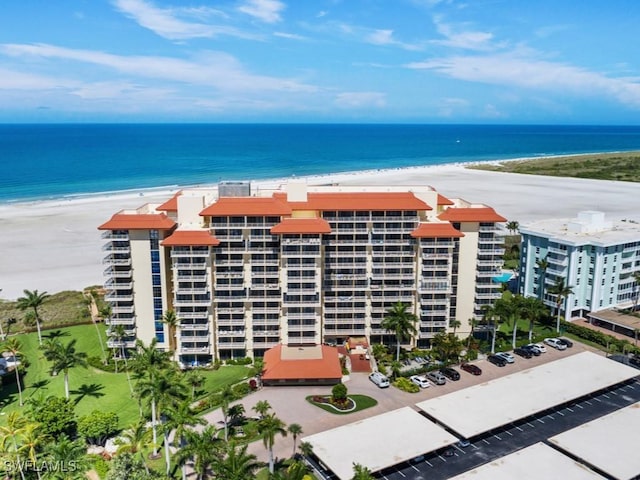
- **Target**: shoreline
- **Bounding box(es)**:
[1,150,635,209]
[1,151,639,301]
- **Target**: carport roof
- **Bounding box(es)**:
[549,402,640,480]
[449,442,607,480]
[416,351,639,439]
[302,407,458,480]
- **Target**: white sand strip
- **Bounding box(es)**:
[0,162,639,300]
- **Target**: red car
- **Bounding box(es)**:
[460,363,482,375]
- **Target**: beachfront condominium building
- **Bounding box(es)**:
[519,211,640,320]
[99,181,506,365]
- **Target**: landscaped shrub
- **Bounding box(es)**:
[393,377,419,393]
[225,357,252,365]
[87,355,116,373]
[232,382,251,397]
[331,383,348,402]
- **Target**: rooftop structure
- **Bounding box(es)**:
[519,211,640,321]
[261,344,342,385]
[449,442,607,480]
[549,402,640,480]
[415,351,639,439]
[303,407,458,480]
[99,181,506,364]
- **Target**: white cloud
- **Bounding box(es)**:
[0,43,318,94]
[431,16,498,51]
[237,0,285,24]
[407,53,640,107]
[112,0,258,40]
[0,67,78,90]
[334,92,386,108]
[273,31,307,41]
[436,97,469,117]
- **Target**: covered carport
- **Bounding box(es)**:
[302,407,458,479]
[416,351,639,439]
[548,401,640,480]
[449,442,607,480]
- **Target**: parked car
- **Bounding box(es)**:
[410,375,431,388]
[457,439,471,448]
[460,363,482,375]
[369,371,390,388]
[526,343,547,354]
[522,344,541,356]
[487,354,507,367]
[495,352,515,364]
[440,366,461,381]
[514,347,533,358]
[558,338,574,348]
[544,338,568,350]
[426,371,447,385]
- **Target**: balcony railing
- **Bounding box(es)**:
[102,256,132,266]
[103,267,133,278]
[180,322,209,331]
[111,305,135,314]
[105,279,133,290]
[180,344,211,354]
[102,245,131,254]
[101,232,129,240]
[177,311,209,320]
[218,342,247,349]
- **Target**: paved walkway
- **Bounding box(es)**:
[203,342,597,466]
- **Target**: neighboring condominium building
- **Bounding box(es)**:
[519,211,640,320]
[99,181,506,365]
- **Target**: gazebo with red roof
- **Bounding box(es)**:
[261,344,343,386]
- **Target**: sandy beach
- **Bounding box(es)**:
[1,161,639,300]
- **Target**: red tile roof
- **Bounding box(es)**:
[438,207,507,223]
[437,194,454,206]
[161,230,220,247]
[262,344,343,381]
[200,197,291,216]
[273,192,432,211]
[98,213,176,230]
[156,191,182,212]
[271,218,332,234]
[411,223,464,238]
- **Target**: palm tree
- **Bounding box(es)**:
[380,302,418,362]
[3,338,25,407]
[218,385,236,442]
[95,304,111,365]
[162,310,180,360]
[173,426,220,480]
[44,433,89,478]
[135,369,187,459]
[467,318,478,349]
[257,413,287,474]
[16,289,49,345]
[129,338,173,377]
[111,324,134,395]
[535,257,549,302]
[42,339,88,400]
[549,277,574,333]
[298,441,313,459]
[506,220,520,235]
[214,442,260,480]
[272,460,310,480]
[115,420,153,473]
[0,412,28,480]
[287,423,303,458]
[352,463,375,480]
[186,370,205,399]
[480,304,498,354]
[163,399,206,477]
[18,423,43,479]
[252,399,271,419]
[520,296,547,342]
[449,319,461,336]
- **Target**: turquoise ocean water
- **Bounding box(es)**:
[1,124,640,203]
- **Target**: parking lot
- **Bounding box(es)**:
[377,378,640,480]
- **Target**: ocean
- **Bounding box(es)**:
[2,124,640,203]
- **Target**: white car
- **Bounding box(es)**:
[410,375,431,388]
[526,343,547,354]
[495,352,515,364]
[544,338,568,350]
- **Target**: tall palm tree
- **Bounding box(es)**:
[173,426,220,480]
[449,319,461,336]
[467,318,478,349]
[163,399,206,477]
[16,289,49,345]
[219,385,236,442]
[162,310,180,359]
[18,423,43,480]
[3,338,25,407]
[129,338,173,377]
[252,399,271,419]
[95,304,111,365]
[535,257,549,302]
[111,324,134,395]
[505,220,520,235]
[115,420,153,473]
[214,442,260,480]
[44,433,89,479]
[352,463,376,480]
[380,302,418,362]
[494,297,520,349]
[298,441,313,459]
[549,277,574,333]
[135,369,187,459]
[287,423,303,458]
[520,296,547,342]
[257,413,287,474]
[481,304,498,354]
[186,370,205,399]
[42,339,88,400]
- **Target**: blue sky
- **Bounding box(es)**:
[1,0,639,123]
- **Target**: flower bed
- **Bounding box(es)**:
[306,394,377,415]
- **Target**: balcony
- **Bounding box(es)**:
[216,317,246,326]
[107,339,136,348]
[287,324,317,332]
[419,280,450,292]
[547,246,567,255]
[102,244,131,254]
[419,298,449,306]
[477,248,506,256]
[105,279,133,290]
[547,255,568,266]
[286,311,319,319]
[253,340,280,348]
[174,261,207,270]
[282,238,321,245]
[476,270,502,278]
[180,344,211,354]
[215,271,244,279]
[217,329,246,336]
[103,267,133,278]
[174,295,211,306]
[180,322,209,331]
[216,306,245,314]
[171,248,210,258]
[105,316,135,326]
[218,341,247,349]
[104,292,133,302]
[478,225,500,233]
[101,232,129,240]
[111,305,135,314]
[102,256,132,266]
[177,310,209,320]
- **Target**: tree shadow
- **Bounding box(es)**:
[42,330,71,340]
[27,378,50,397]
[70,383,105,405]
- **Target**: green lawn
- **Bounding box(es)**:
[0,324,251,428]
